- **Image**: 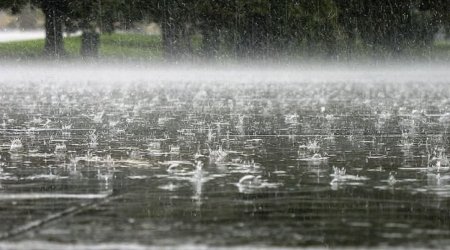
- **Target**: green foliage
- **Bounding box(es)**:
[0,0,449,59]
[100,33,162,58]
[0,33,162,60]
[0,39,47,58]
[0,33,448,61]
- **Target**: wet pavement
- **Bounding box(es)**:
[1,64,450,249]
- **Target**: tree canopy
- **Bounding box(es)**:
[1,0,448,59]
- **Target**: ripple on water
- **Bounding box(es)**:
[0,67,450,247]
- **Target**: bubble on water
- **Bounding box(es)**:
[208,145,228,163]
[88,131,98,148]
[9,138,23,152]
[166,161,196,174]
[158,182,181,191]
[388,171,397,185]
[54,143,67,154]
[169,145,181,155]
[238,175,262,187]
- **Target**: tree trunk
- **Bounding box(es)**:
[162,20,179,59]
[161,0,180,60]
[41,1,65,57]
[160,0,193,60]
[80,31,100,58]
[201,24,220,59]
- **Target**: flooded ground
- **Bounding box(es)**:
[1,63,450,249]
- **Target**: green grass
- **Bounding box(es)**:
[0,33,162,60]
[0,39,47,58]
[433,40,450,59]
[100,33,162,59]
[0,32,448,61]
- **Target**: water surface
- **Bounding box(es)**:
[0,64,450,249]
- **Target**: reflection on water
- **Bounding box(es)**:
[1,67,450,248]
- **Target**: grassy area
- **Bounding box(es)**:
[0,32,449,61]
[100,33,162,59]
[0,33,162,60]
[0,38,46,58]
[434,40,450,59]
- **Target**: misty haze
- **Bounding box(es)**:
[0,1,450,250]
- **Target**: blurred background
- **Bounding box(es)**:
[0,0,449,61]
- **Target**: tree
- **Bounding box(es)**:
[421,0,450,39]
[336,0,443,57]
[1,0,447,60]
[158,0,196,59]
[40,0,68,57]
[0,0,68,57]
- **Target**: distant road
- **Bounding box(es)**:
[0,30,45,42]
[0,30,80,43]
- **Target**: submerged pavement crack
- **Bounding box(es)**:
[0,192,122,241]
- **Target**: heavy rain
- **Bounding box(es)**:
[0,1,450,250]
